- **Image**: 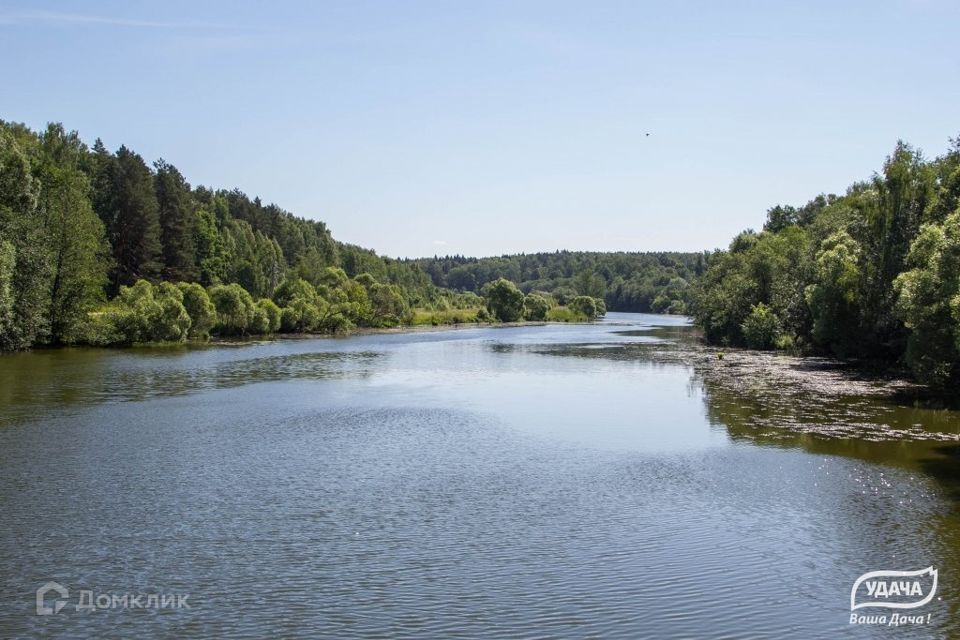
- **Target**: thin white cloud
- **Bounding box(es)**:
[2,9,240,30]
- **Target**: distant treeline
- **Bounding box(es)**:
[412,251,705,314]
[693,138,960,386]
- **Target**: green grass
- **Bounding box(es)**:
[545,306,588,322]
[409,305,590,325]
[410,308,483,326]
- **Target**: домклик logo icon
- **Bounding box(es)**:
[36,581,69,615]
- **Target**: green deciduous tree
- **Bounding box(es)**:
[177,282,217,339]
[805,229,862,356]
[594,297,607,317]
[569,295,599,320]
[109,280,191,343]
[741,302,781,350]
[484,278,524,322]
[0,241,14,334]
[36,124,110,343]
[257,298,282,333]
[194,199,230,286]
[523,293,550,321]
[209,283,257,336]
[893,210,960,384]
[367,283,408,327]
[693,251,757,346]
[0,128,49,349]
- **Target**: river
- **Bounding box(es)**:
[1,312,957,638]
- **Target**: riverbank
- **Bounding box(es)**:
[539,320,959,442]
[0,303,598,355]
[209,318,554,343]
[664,340,958,441]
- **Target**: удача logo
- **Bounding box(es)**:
[850,566,937,611]
[849,567,938,627]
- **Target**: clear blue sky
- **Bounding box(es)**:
[2,1,957,258]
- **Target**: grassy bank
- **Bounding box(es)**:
[410,308,483,326]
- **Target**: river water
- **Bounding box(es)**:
[1,312,958,638]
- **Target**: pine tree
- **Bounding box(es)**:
[155,159,198,282]
[93,145,162,290]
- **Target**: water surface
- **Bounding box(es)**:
[1,313,958,637]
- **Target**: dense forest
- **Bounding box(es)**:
[413,251,704,314]
[693,138,960,387]
[0,121,618,350]
[0,120,460,349]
